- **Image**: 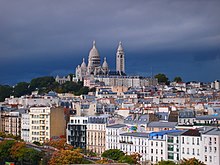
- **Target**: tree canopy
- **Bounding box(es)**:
[49,149,83,165]
[0,76,92,101]
[179,157,205,165]
[101,149,125,161]
[173,76,183,83]
[0,85,13,102]
[0,140,43,165]
[155,73,169,85]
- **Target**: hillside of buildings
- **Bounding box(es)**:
[1,75,220,164]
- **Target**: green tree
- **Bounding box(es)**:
[75,87,89,96]
[101,149,125,161]
[119,155,136,164]
[179,158,205,165]
[22,148,43,165]
[0,85,13,101]
[173,76,182,83]
[13,82,30,97]
[157,160,176,165]
[30,76,56,91]
[61,81,82,93]
[0,140,15,163]
[154,73,169,85]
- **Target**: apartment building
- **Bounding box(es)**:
[0,108,26,136]
[86,115,109,155]
[66,116,88,149]
[29,106,66,143]
[201,127,220,165]
[179,129,201,160]
[21,113,30,142]
[119,132,150,163]
[106,124,127,150]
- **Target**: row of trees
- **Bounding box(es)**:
[155,73,182,85]
[0,76,94,102]
[100,149,141,164]
[0,140,43,165]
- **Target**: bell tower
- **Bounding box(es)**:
[116,41,125,74]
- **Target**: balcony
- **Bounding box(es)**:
[168,139,174,143]
[119,140,133,144]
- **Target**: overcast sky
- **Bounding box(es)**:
[0,0,220,85]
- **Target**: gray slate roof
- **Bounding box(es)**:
[179,110,195,118]
[196,115,220,120]
[147,121,177,128]
[120,132,149,138]
[107,124,127,128]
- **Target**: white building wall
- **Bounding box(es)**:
[180,135,201,160]
[29,107,51,143]
[21,113,30,142]
[201,134,220,165]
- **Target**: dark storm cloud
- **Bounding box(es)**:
[0,0,220,84]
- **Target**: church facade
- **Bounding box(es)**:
[75,41,125,81]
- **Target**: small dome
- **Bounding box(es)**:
[117,41,124,51]
[102,57,108,68]
[81,58,87,68]
[89,41,100,59]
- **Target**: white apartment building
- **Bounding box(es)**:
[179,129,201,160]
[201,128,220,165]
[148,132,168,164]
[21,113,30,142]
[119,132,150,163]
[106,124,127,150]
[166,131,185,163]
[29,106,66,143]
[5,95,59,108]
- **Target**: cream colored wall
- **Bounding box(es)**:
[86,123,106,155]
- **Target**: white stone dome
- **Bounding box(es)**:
[81,58,87,68]
[89,41,100,60]
[102,57,108,68]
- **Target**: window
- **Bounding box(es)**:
[161,142,163,147]
[205,155,207,162]
[210,156,212,162]
[151,141,153,146]
[210,147,212,152]
[168,153,174,160]
[156,142,158,146]
[187,148,189,154]
[197,138,200,145]
[151,149,153,153]
[182,147,184,154]
[214,137,216,144]
[192,138,195,145]
[182,137,184,144]
[192,148,195,155]
[161,150,163,154]
[168,137,174,143]
[214,147,217,153]
[156,149,158,154]
[197,149,200,155]
[205,146,207,152]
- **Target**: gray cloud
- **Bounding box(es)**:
[0,0,220,84]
